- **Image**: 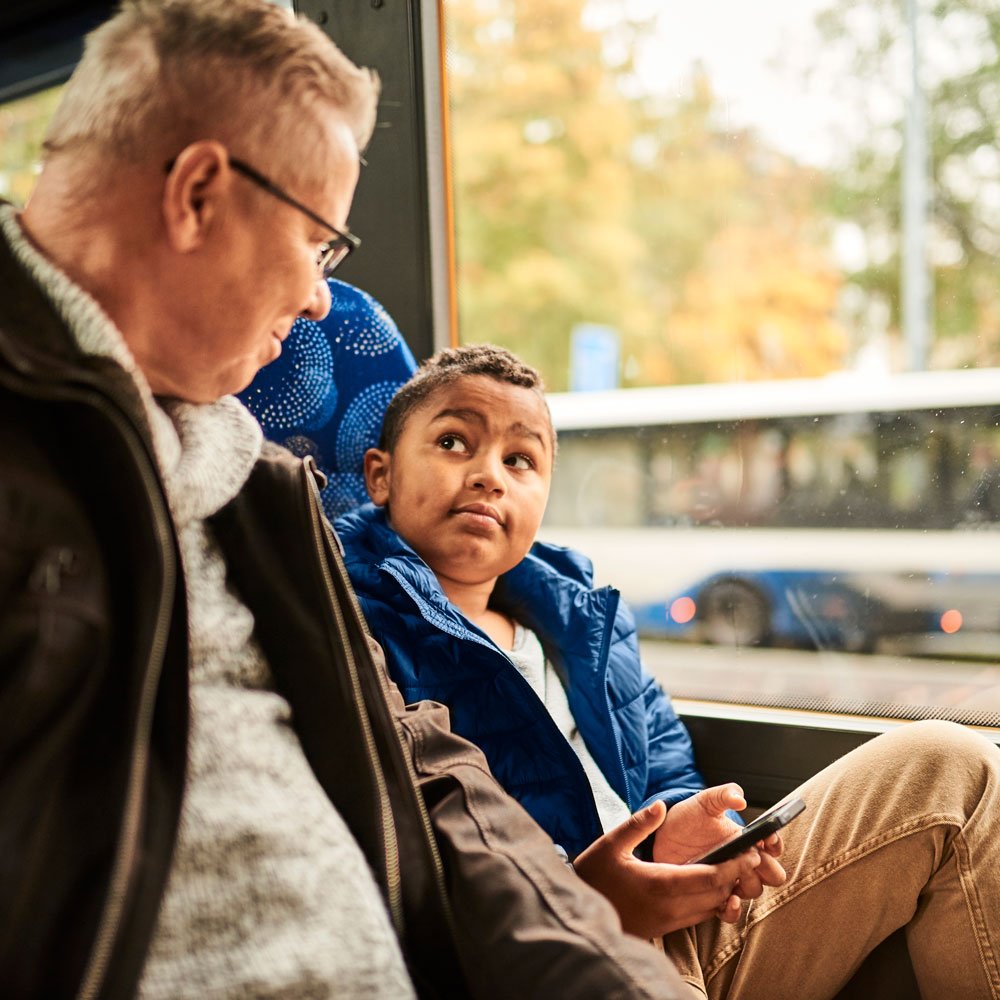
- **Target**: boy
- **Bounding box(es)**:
[336,345,1000,998]
[336,344,777,929]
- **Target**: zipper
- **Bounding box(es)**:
[597,588,631,803]
[74,391,176,1000]
[300,462,404,931]
[1,366,176,1000]
[322,515,455,929]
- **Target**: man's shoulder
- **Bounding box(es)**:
[257,439,306,468]
[0,217,81,375]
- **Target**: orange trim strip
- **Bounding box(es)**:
[437,0,459,348]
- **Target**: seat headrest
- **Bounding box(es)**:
[238,278,417,519]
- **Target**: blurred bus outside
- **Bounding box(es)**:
[540,370,1000,654]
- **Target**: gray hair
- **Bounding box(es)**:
[43,0,379,181]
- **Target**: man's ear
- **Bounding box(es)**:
[161,140,231,253]
[364,447,391,506]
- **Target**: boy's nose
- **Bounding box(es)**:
[466,458,505,494]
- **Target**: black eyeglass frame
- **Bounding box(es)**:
[165,154,360,277]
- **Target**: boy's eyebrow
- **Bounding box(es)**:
[509,422,549,448]
[430,407,550,449]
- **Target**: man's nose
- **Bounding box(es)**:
[300,278,332,322]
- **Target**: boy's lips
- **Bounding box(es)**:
[452,502,503,526]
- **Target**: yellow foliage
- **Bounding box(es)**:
[664,222,847,382]
[445,0,847,389]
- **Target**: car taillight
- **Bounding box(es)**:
[670,596,697,624]
[940,609,963,634]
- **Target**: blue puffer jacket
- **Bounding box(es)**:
[335,504,706,857]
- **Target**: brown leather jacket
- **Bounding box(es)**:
[0,223,689,999]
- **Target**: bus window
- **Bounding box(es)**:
[544,429,644,528]
[441,0,1000,726]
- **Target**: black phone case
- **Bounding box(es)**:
[691,797,806,865]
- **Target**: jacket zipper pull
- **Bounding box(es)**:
[302,454,329,491]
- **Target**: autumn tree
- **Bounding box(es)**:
[445,0,659,387]
[625,71,847,383]
[446,0,848,388]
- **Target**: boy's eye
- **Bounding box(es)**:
[505,453,534,471]
[438,434,468,453]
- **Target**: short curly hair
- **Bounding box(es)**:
[379,344,555,453]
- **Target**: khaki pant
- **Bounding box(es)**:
[664,720,1000,1000]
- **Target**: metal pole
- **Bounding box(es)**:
[902,0,930,371]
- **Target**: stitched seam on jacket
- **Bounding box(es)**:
[382,563,496,649]
[399,714,493,779]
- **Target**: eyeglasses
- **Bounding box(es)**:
[165,154,360,277]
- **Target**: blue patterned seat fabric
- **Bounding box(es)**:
[237,278,417,520]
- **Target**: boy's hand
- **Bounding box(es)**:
[653,783,745,862]
[654,784,785,856]
[653,785,787,891]
[572,799,782,939]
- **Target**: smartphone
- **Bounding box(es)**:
[688,797,806,865]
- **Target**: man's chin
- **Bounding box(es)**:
[216,363,265,403]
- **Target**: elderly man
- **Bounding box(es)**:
[0,1,687,997]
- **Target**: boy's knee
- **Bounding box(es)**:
[891,718,991,753]
[876,720,999,785]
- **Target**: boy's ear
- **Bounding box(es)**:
[364,447,391,506]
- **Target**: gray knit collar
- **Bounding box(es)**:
[0,203,263,523]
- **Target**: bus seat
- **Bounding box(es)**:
[237,278,417,520]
